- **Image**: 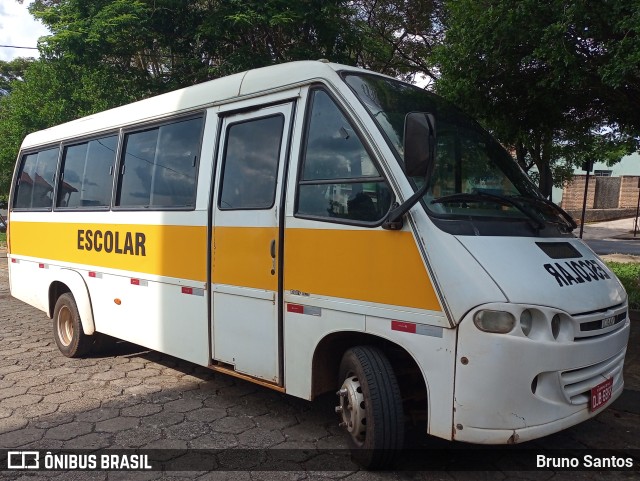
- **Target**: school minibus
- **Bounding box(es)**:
[6,60,630,468]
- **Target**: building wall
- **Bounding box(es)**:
[619,176,640,208]
[561,175,640,211]
[561,175,596,210]
[594,177,621,209]
[552,152,640,203]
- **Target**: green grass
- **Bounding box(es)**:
[606,262,640,310]
[0,232,5,245]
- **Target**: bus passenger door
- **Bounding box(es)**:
[211,103,293,384]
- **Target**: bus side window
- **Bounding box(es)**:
[14,147,59,210]
[219,115,284,210]
[117,116,202,209]
[57,135,118,209]
[296,90,391,223]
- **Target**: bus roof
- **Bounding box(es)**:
[21,60,367,149]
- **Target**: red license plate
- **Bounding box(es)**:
[590,377,613,412]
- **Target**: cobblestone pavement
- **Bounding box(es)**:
[0,253,638,480]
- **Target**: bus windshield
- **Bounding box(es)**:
[343,73,572,232]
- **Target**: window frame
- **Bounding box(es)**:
[113,112,205,212]
[294,85,393,228]
[12,143,62,212]
[217,113,286,211]
[54,131,121,212]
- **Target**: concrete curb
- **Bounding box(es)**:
[612,235,640,240]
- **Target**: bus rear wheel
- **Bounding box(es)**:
[53,293,91,358]
[336,346,404,469]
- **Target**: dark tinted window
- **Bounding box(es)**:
[296,90,391,223]
[219,115,284,210]
[57,136,117,208]
[117,117,202,208]
[14,147,59,209]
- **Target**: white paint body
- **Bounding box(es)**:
[7,61,629,445]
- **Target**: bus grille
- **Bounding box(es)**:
[560,349,626,404]
[573,304,627,340]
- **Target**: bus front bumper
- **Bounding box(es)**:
[451,303,630,444]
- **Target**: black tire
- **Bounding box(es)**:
[338,345,404,469]
[53,293,92,358]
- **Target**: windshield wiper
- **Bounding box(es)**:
[509,195,577,232]
[431,191,546,232]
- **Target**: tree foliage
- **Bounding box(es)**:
[0,58,34,95]
[28,0,440,89]
[435,0,639,197]
[0,58,142,196]
[0,0,441,199]
[2,0,638,202]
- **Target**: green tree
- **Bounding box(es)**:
[345,0,443,82]
[0,58,34,95]
[435,0,639,198]
[0,58,141,197]
[28,0,441,89]
[0,0,443,199]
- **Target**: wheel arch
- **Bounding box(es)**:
[311,331,428,421]
[48,269,96,336]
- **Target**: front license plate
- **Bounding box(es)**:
[590,377,613,412]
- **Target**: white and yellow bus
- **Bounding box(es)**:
[7,60,630,467]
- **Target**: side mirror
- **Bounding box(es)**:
[404,112,435,178]
[382,113,436,230]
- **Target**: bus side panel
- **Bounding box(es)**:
[8,257,50,315]
[90,273,209,367]
[283,305,365,400]
[8,214,211,367]
[283,305,457,441]
[365,315,457,441]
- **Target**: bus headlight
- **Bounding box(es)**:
[473,310,515,333]
[520,309,533,336]
[551,314,561,339]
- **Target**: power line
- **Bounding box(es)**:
[0,45,38,50]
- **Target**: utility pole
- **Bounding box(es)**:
[634,178,640,237]
[579,160,593,239]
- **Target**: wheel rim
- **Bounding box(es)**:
[336,374,367,445]
[56,305,74,347]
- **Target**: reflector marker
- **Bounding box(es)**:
[391,320,443,338]
[181,286,204,296]
[287,304,303,314]
[391,320,416,333]
[286,303,321,316]
[38,263,47,269]
[11,258,17,263]
[130,278,148,286]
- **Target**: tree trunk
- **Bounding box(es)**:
[534,133,554,199]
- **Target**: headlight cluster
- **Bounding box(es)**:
[473,308,573,341]
[472,310,515,334]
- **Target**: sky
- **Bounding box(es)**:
[0,1,50,62]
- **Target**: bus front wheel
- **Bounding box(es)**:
[336,346,404,469]
[53,293,91,358]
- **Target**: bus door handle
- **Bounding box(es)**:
[270,239,276,275]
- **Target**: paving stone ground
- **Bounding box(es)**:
[0,252,638,480]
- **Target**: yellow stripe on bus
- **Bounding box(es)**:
[284,228,441,311]
[9,221,207,282]
[212,226,278,291]
[11,222,441,310]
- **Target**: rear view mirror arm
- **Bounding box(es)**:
[382,112,435,231]
[382,182,429,230]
